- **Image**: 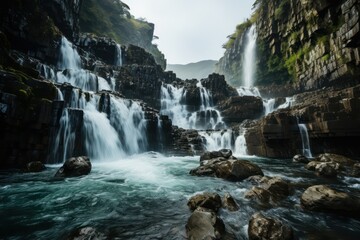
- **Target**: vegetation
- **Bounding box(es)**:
[79,0,166,69]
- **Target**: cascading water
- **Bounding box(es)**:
[160,82,224,130]
[115,44,123,66]
[242,25,257,88]
[298,123,313,158]
[58,36,81,70]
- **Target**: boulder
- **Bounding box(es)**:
[186,207,225,240]
[188,193,222,212]
[67,227,107,240]
[317,153,356,166]
[55,156,92,178]
[222,193,239,211]
[26,161,46,172]
[293,154,309,164]
[245,187,272,204]
[248,213,294,240]
[214,160,264,181]
[301,185,360,217]
[245,177,291,205]
[305,161,322,171]
[315,162,338,178]
[200,149,233,162]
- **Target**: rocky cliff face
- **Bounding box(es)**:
[245,84,360,158]
[217,0,360,91]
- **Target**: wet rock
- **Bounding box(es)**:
[351,163,360,177]
[200,149,233,163]
[245,176,290,204]
[191,158,264,182]
[67,227,107,240]
[217,95,264,125]
[222,193,239,211]
[301,185,360,217]
[214,160,264,181]
[55,156,92,178]
[248,213,294,240]
[315,162,338,178]
[188,192,222,212]
[245,187,272,204]
[293,154,309,164]
[186,207,225,240]
[305,161,322,171]
[26,161,46,172]
[317,153,356,166]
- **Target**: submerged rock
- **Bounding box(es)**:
[186,207,225,240]
[187,192,222,212]
[26,161,46,172]
[248,213,294,240]
[67,227,107,240]
[222,193,239,211]
[293,154,309,164]
[55,156,92,178]
[301,185,360,217]
[245,176,291,205]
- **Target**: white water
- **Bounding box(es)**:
[160,82,225,130]
[199,129,248,156]
[242,25,257,88]
[298,123,313,158]
[115,44,123,66]
[58,36,81,70]
[237,86,261,97]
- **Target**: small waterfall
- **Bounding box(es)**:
[237,86,261,97]
[278,97,294,109]
[55,87,64,101]
[38,64,56,80]
[160,84,189,129]
[160,82,225,130]
[58,36,81,70]
[199,128,248,155]
[115,44,123,66]
[264,98,276,115]
[242,25,257,88]
[199,130,233,151]
[234,132,247,156]
[298,121,313,158]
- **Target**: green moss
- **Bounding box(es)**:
[274,0,290,20]
[284,45,311,78]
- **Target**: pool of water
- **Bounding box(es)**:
[0,153,359,239]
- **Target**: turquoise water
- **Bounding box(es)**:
[1,153,359,239]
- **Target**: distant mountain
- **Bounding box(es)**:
[167,60,217,80]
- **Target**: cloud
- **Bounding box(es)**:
[124,0,254,64]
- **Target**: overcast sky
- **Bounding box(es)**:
[124,0,254,64]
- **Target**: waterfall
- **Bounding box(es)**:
[264,98,276,115]
[298,122,313,158]
[115,44,123,66]
[55,87,64,101]
[58,36,81,70]
[234,132,248,156]
[160,84,189,129]
[199,128,248,156]
[160,82,225,130]
[242,25,257,88]
[237,86,261,97]
[38,64,56,80]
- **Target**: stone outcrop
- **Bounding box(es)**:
[248,213,294,240]
[26,161,46,172]
[187,193,222,212]
[222,193,239,211]
[186,207,225,240]
[55,156,92,178]
[245,176,291,205]
[218,0,360,90]
[218,95,264,125]
[0,68,60,169]
[301,185,360,217]
[190,150,264,181]
[245,85,360,158]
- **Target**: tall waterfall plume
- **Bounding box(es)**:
[242,25,257,88]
